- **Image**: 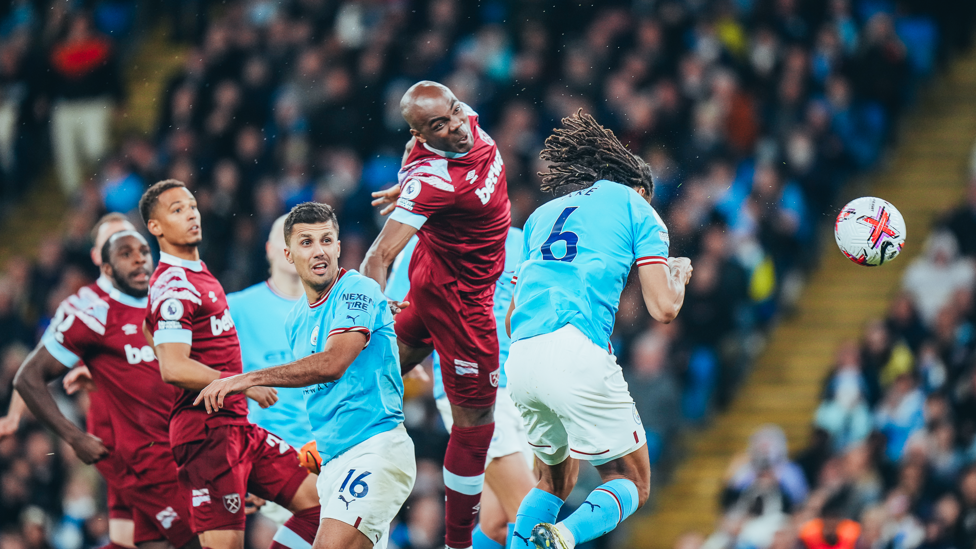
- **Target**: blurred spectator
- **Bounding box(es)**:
[901,231,976,327]
[48,12,123,194]
[722,425,810,515]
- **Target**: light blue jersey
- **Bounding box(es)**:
[512,182,669,351]
[286,269,404,464]
[227,282,311,448]
[387,229,522,400]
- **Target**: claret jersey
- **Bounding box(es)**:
[390,104,511,292]
[146,252,248,445]
[42,276,177,486]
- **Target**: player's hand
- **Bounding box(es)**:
[70,433,110,464]
[389,300,410,316]
[63,366,96,395]
[403,364,430,383]
[371,184,401,216]
[0,414,21,439]
[244,494,266,515]
[246,386,278,409]
[669,257,693,285]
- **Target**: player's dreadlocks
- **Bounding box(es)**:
[538,110,653,196]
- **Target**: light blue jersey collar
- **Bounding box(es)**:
[96,275,148,309]
[159,251,203,272]
[423,142,470,159]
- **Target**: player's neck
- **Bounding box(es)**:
[303,270,341,305]
[158,240,200,262]
[268,271,303,299]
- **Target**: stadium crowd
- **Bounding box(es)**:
[0,0,973,548]
[695,173,976,549]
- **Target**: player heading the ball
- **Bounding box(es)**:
[362,81,511,549]
[197,202,416,549]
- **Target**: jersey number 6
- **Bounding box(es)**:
[541,207,579,262]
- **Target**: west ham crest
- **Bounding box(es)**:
[223,493,241,514]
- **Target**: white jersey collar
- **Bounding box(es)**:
[96,275,149,308]
[159,251,203,272]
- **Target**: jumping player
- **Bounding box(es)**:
[139,180,321,549]
[506,111,693,549]
[195,202,416,549]
[0,212,141,549]
[14,230,199,549]
[227,214,309,526]
[362,81,510,549]
[386,228,534,549]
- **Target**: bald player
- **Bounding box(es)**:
[0,213,141,549]
[226,215,311,531]
[363,81,511,549]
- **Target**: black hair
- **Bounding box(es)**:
[538,110,654,196]
[100,230,146,266]
[139,179,187,224]
[283,202,340,243]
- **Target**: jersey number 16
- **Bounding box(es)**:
[541,207,579,262]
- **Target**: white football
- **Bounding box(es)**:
[834,196,906,266]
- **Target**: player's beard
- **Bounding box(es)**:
[111,268,150,298]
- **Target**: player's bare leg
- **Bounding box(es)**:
[513,447,650,548]
[396,340,434,374]
[483,452,536,543]
[109,519,136,549]
[136,537,201,549]
[285,474,320,513]
[198,530,243,549]
[267,474,322,549]
[313,518,372,549]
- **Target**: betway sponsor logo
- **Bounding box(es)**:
[210,309,234,336]
[125,344,156,364]
[474,149,503,205]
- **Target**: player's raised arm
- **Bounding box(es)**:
[14,345,108,464]
[194,330,366,414]
[361,219,418,291]
[637,257,693,323]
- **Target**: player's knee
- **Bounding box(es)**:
[634,473,651,509]
[451,404,494,428]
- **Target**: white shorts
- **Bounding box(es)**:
[316,424,416,547]
[506,324,647,467]
[435,387,533,467]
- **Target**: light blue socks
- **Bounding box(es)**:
[560,478,639,545]
[511,488,564,548]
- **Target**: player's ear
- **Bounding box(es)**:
[100,261,113,279]
[410,128,425,144]
[283,246,294,265]
[146,219,163,237]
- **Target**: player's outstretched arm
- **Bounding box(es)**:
[155,342,227,390]
[361,219,419,292]
[13,345,109,464]
[638,257,693,324]
[194,331,367,414]
[0,389,27,439]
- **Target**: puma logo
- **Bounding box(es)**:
[582,500,601,512]
[346,314,359,323]
[513,531,531,546]
[338,494,354,510]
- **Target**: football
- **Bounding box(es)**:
[834,197,907,266]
